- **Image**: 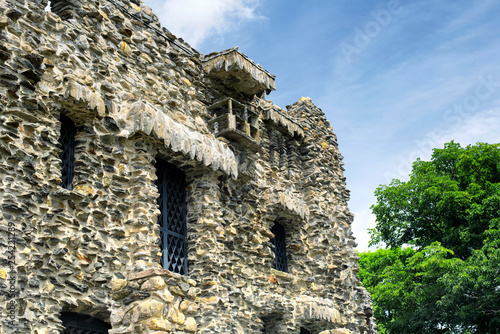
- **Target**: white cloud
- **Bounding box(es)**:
[446,108,500,145]
[352,208,377,252]
[155,0,263,48]
[383,107,500,182]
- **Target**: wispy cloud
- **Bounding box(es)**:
[385,107,500,182]
[155,0,264,48]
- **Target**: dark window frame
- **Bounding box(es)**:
[271,221,288,272]
[155,159,188,275]
[59,115,76,190]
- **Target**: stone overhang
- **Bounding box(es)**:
[202,47,276,97]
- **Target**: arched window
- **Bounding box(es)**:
[271,222,288,272]
[60,312,111,334]
[155,159,188,275]
[59,115,76,190]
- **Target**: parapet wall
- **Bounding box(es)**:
[0,0,374,333]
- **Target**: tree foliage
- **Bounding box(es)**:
[359,244,461,333]
[370,141,500,259]
[360,142,500,333]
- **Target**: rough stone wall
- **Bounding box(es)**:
[0,0,375,333]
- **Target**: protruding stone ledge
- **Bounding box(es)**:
[121,100,239,178]
[128,268,174,281]
[257,98,304,138]
[293,296,342,324]
[319,329,351,334]
[265,188,310,220]
[55,80,239,179]
[202,47,276,96]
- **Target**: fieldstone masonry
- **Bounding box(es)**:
[0,0,375,333]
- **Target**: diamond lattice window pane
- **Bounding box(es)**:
[59,115,76,190]
[271,222,288,272]
[155,159,188,275]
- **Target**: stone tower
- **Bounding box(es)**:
[0,0,375,333]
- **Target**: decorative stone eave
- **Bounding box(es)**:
[121,100,239,178]
[202,47,276,96]
[256,98,304,138]
[55,80,239,179]
[292,296,342,324]
[263,188,310,220]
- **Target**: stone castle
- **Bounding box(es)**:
[0,0,375,333]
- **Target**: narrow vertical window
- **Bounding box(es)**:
[60,312,111,333]
[271,222,288,272]
[59,115,76,190]
[155,159,188,275]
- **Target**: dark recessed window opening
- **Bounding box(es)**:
[60,312,111,334]
[49,0,76,19]
[155,159,188,275]
[59,115,76,190]
[262,314,284,333]
[271,222,288,272]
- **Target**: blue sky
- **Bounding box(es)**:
[145,0,500,251]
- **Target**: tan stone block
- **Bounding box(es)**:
[169,286,185,297]
[111,277,128,291]
[0,16,9,28]
[184,317,197,332]
[201,281,217,287]
[19,247,31,255]
[141,277,166,291]
[187,287,197,298]
[167,307,185,325]
[179,300,198,314]
[196,249,207,257]
[252,234,262,243]
[144,318,171,331]
[201,297,218,304]
[75,185,95,196]
[119,41,132,56]
[136,299,163,320]
[110,309,125,326]
[43,282,55,293]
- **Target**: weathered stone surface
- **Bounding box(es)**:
[184,316,197,332]
[203,47,276,97]
[0,0,375,333]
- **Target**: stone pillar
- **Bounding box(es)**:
[109,268,199,333]
[185,167,233,333]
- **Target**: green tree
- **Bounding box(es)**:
[359,244,462,333]
[440,226,500,332]
[370,141,500,259]
[360,142,500,333]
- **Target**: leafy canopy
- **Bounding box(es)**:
[359,243,461,334]
[360,142,500,333]
[370,141,500,259]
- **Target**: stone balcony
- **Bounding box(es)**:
[202,47,276,97]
